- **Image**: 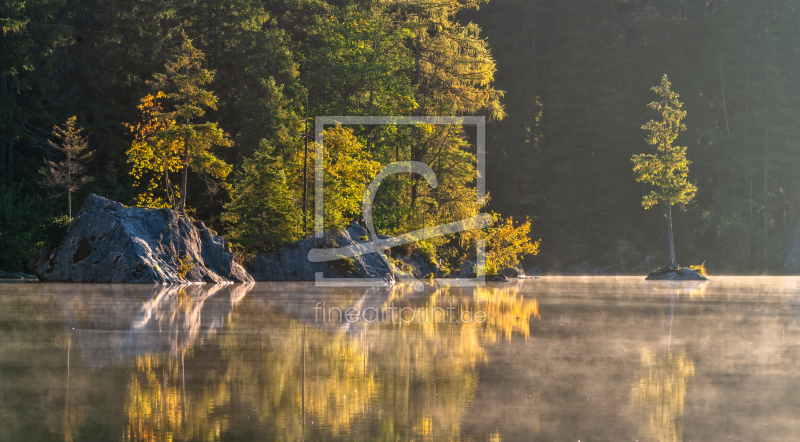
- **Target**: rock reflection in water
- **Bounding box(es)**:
[28,282,539,441]
[4,277,800,442]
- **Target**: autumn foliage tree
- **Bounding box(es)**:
[41,117,94,218]
[287,125,381,233]
[124,92,184,208]
[631,75,697,269]
[483,213,539,276]
[147,34,233,214]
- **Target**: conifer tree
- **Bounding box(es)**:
[41,116,95,218]
[222,140,297,252]
[149,34,233,214]
[632,75,697,268]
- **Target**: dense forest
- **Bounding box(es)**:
[1,0,799,274]
[472,0,800,272]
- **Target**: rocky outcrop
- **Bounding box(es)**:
[250,221,394,284]
[34,194,252,283]
[501,266,523,278]
[458,260,477,278]
[395,252,441,279]
[646,267,708,281]
[0,271,39,282]
[526,266,543,274]
[783,216,800,274]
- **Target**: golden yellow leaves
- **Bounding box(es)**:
[124,92,184,208]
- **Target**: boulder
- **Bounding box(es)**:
[526,266,543,274]
[397,252,441,279]
[646,267,708,281]
[34,194,252,283]
[0,271,39,283]
[250,222,394,284]
[501,266,525,278]
[458,260,477,278]
[783,216,800,274]
[490,273,510,282]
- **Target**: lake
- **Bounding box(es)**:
[1,277,800,441]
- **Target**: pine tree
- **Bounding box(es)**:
[222,140,297,252]
[149,34,233,214]
[632,75,697,268]
[41,117,95,218]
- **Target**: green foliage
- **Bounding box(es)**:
[222,140,297,252]
[0,196,71,272]
[414,240,438,266]
[288,125,381,233]
[632,75,697,210]
[177,255,194,278]
[330,257,358,276]
[147,34,233,213]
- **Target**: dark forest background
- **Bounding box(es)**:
[476,0,800,272]
[2,0,799,274]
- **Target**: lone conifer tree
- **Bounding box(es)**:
[42,116,95,218]
[632,75,697,268]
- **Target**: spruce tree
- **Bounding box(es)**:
[41,117,95,218]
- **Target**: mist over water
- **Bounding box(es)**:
[1,277,799,441]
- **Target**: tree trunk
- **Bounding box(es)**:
[67,149,72,218]
[530,0,537,145]
[746,173,752,260]
[763,80,769,261]
[179,145,189,214]
[744,12,752,261]
[302,68,310,239]
[165,166,172,207]
[666,203,676,268]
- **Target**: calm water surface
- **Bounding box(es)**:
[2,277,800,441]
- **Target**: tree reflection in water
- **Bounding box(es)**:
[631,284,698,442]
[40,282,541,441]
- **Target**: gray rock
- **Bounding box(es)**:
[526,266,543,274]
[646,267,708,281]
[459,260,477,278]
[250,222,394,284]
[397,252,440,279]
[0,271,39,282]
[579,261,589,270]
[490,273,510,282]
[33,194,252,283]
[501,267,522,278]
[783,216,800,274]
